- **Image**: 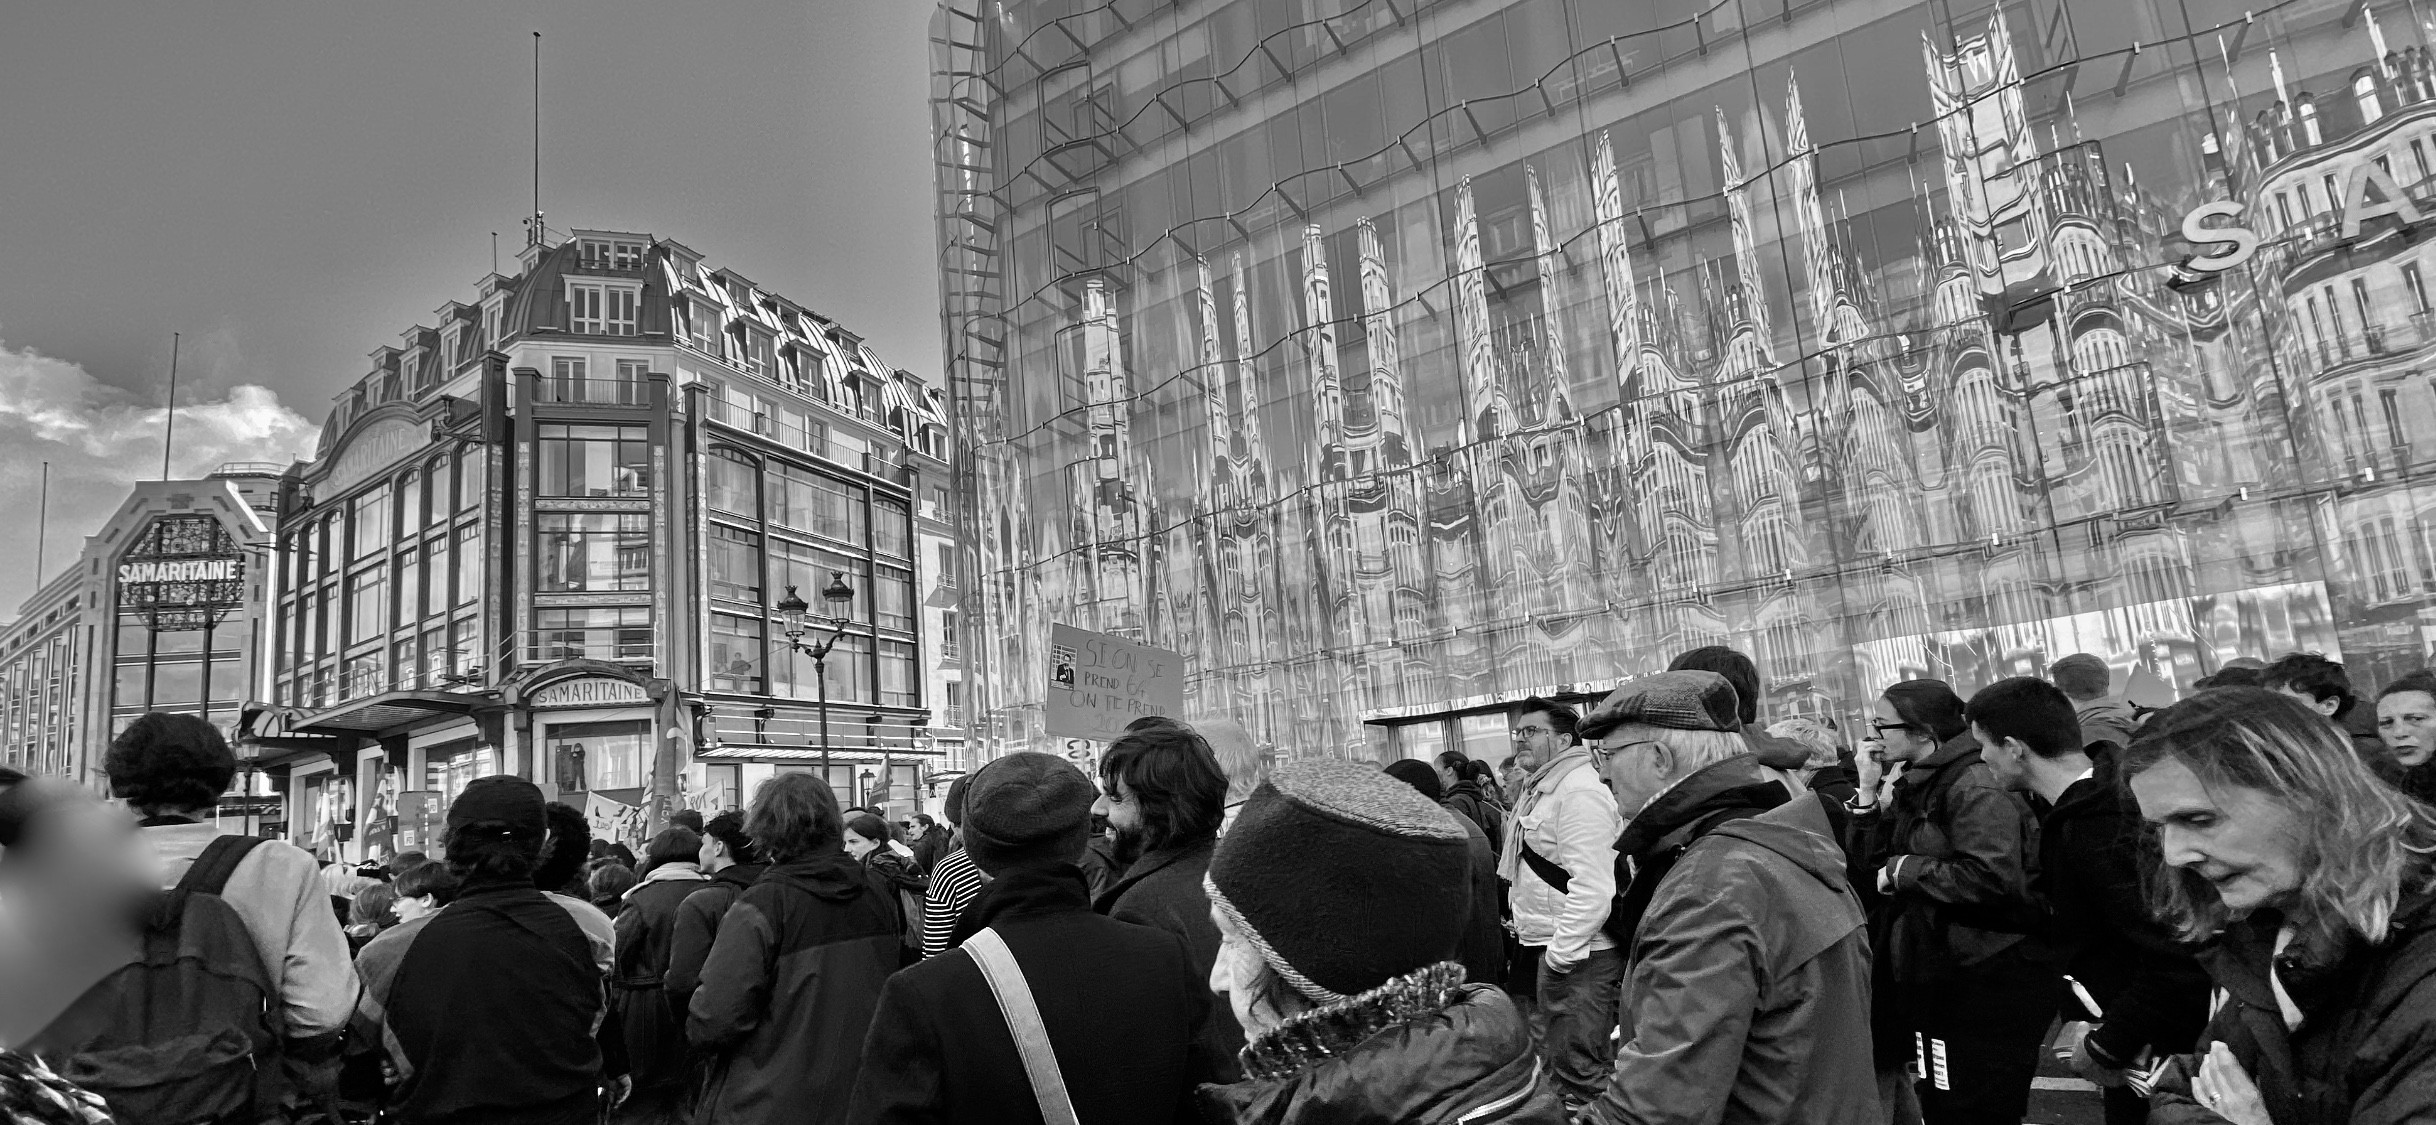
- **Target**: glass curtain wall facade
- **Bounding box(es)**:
[936,0,2432,755]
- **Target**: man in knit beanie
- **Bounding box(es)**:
[1196,760,1562,1121]
[849,753,1213,1124]
[1380,759,1505,986]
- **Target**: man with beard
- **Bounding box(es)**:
[1092,721,1240,1081]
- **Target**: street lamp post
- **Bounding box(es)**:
[775,572,857,780]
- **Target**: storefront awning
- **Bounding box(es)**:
[293,690,486,736]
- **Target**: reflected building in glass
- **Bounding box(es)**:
[934,0,2436,758]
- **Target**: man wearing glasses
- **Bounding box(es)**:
[1496,695,1623,1115]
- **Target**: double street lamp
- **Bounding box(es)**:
[775,572,857,776]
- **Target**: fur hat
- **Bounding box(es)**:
[1205,760,1471,1002]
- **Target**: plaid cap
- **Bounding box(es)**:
[1578,670,1743,739]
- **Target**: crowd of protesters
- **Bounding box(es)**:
[1,642,2435,1125]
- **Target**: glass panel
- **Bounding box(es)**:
[537,514,652,593]
[546,720,650,792]
[537,425,651,497]
[709,614,764,693]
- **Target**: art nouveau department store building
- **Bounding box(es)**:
[244,230,965,860]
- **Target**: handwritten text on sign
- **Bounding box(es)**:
[1043,624,1185,741]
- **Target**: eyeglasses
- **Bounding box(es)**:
[1511,727,1555,742]
[1870,721,1921,736]
[1589,740,1660,770]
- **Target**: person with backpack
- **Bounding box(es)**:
[1845,680,2053,1125]
[40,713,356,1124]
[847,813,928,968]
[845,752,1213,1124]
[1574,672,1879,1125]
[353,776,616,1125]
[1498,695,1622,1115]
[663,811,765,1018]
[1433,752,1503,854]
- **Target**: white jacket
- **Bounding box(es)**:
[1497,746,1621,967]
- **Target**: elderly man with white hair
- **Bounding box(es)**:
[1574,670,1879,1125]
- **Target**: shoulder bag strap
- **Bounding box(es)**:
[964,927,1081,1125]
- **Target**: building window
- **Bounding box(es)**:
[770,465,865,544]
[873,565,914,632]
[879,639,918,707]
[2359,73,2385,123]
[709,614,764,693]
[349,570,388,646]
[538,514,652,592]
[352,487,391,560]
[2300,97,2323,146]
[534,606,652,663]
[709,525,763,604]
[567,282,639,336]
[396,549,422,627]
[550,356,588,398]
[449,617,478,678]
[455,524,483,607]
[538,424,651,496]
[2417,139,2431,182]
[2326,174,2343,219]
[742,330,775,380]
[458,447,487,511]
[2276,192,2296,229]
[873,499,911,557]
[547,720,650,792]
[2406,263,2429,315]
[708,450,759,515]
[2384,388,2406,451]
[937,542,956,586]
[578,239,647,270]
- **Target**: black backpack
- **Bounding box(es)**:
[28,834,283,1125]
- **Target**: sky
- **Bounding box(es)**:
[0,0,940,613]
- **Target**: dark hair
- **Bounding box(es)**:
[444,819,545,885]
[1125,715,1190,733]
[105,712,237,812]
[394,858,462,905]
[2048,653,2113,701]
[1668,647,1761,726]
[747,773,844,862]
[1382,759,1444,803]
[912,813,936,829]
[1099,724,1228,854]
[1882,679,1970,743]
[1510,696,1579,742]
[388,850,430,877]
[1463,759,1498,786]
[702,810,758,864]
[669,809,705,834]
[2262,652,2359,719]
[643,826,702,871]
[844,813,891,847]
[588,861,638,903]
[532,801,593,895]
[2378,670,2436,703]
[1433,751,1470,773]
[2196,666,2265,689]
[351,883,400,930]
[943,773,973,826]
[1966,677,2084,759]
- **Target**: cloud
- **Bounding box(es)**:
[0,336,321,613]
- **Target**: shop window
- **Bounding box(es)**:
[547,720,650,793]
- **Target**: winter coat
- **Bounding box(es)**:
[2149,891,2436,1125]
[663,862,765,1017]
[2076,698,2142,751]
[1497,746,1622,968]
[1093,836,1242,1082]
[1845,732,2048,984]
[1075,836,1126,903]
[613,862,710,1099]
[864,847,931,954]
[1443,779,1505,856]
[1195,963,1563,1124]
[353,878,615,1125]
[1585,758,1878,1125]
[2037,776,2210,1068]
[687,852,901,1125]
[845,863,1212,1124]
[1446,807,1507,987]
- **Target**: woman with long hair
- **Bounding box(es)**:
[2127,688,2436,1124]
[1844,679,2053,1125]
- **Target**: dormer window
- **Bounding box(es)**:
[578,239,648,270]
[568,281,640,336]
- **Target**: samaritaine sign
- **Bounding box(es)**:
[118,559,241,584]
[117,515,247,631]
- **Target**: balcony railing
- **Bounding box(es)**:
[536,378,646,406]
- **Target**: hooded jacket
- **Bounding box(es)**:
[2149,891,2436,1125]
[846,863,1212,1124]
[2038,776,2209,1068]
[614,862,710,1098]
[1497,746,1622,968]
[687,852,900,1125]
[1442,779,1504,856]
[1195,963,1564,1124]
[663,861,766,1015]
[1585,759,1879,1125]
